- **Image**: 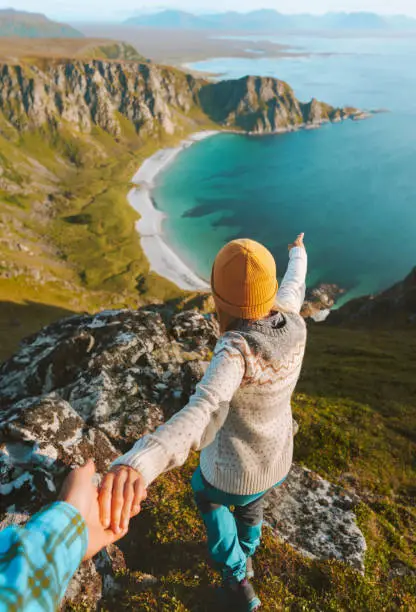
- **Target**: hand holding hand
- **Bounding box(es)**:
[98,465,147,535]
[288,232,305,251]
[59,460,127,561]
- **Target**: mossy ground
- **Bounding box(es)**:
[94,325,415,612]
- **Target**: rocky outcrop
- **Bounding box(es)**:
[199,76,362,133]
[0,61,200,136]
[265,465,366,572]
[0,61,363,138]
[0,307,367,608]
[301,283,346,320]
[330,267,416,327]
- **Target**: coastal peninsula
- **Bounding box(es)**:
[0,52,366,357]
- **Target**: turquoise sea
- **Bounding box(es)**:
[153,34,416,303]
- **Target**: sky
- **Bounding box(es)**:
[1,0,416,22]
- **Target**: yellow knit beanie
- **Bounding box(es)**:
[211,239,278,320]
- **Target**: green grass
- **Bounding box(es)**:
[0,107,220,361]
[97,324,415,612]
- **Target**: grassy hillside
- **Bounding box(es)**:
[0,113,216,363]
[97,324,415,611]
[0,37,146,62]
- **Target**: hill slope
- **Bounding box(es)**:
[0,37,147,63]
[331,267,416,327]
[0,57,362,361]
[0,8,83,38]
[0,307,414,610]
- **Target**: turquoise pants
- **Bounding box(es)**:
[191,467,285,582]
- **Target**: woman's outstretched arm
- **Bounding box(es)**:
[275,233,308,314]
[99,335,246,534]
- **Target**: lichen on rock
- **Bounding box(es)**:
[0,306,367,607]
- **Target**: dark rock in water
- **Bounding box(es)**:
[301,283,345,320]
[0,306,366,608]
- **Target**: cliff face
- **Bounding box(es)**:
[199,76,361,133]
[0,61,200,136]
[0,61,361,137]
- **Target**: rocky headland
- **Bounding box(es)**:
[0,61,363,137]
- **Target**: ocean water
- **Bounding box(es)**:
[153,34,416,303]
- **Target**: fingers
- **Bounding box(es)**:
[289,232,305,251]
[82,524,128,561]
[111,469,128,534]
[131,479,147,517]
[99,472,115,529]
[98,467,146,534]
[120,476,135,532]
[103,524,128,547]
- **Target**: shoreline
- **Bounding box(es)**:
[128,118,372,293]
[128,132,217,292]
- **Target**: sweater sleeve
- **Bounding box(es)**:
[275,246,308,314]
[111,336,246,487]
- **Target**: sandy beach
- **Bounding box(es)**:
[128,132,218,291]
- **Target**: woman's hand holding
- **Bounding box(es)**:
[288,232,305,251]
[59,460,128,560]
[98,465,147,534]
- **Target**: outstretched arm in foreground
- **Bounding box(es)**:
[99,338,246,534]
[0,461,126,612]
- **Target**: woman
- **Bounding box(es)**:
[99,234,307,611]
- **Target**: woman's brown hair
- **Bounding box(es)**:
[215,303,240,334]
[215,299,280,335]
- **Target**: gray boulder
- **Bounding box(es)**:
[0,307,367,607]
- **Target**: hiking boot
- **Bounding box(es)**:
[246,556,255,579]
[219,577,261,611]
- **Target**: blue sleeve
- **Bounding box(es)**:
[0,502,88,611]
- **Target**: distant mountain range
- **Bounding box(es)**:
[125,9,416,31]
[0,8,83,38]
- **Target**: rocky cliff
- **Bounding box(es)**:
[0,61,200,136]
[199,76,363,133]
[0,307,367,609]
[0,60,362,137]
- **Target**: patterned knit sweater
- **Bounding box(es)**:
[113,247,307,495]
